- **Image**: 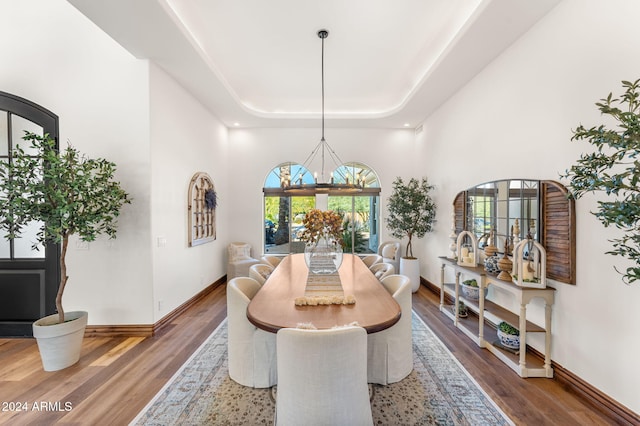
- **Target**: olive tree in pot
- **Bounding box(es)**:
[385,177,436,292]
[0,132,130,371]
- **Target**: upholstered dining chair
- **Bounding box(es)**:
[378,241,401,275]
[227,242,261,280]
[367,274,413,385]
[369,262,395,281]
[226,277,277,388]
[249,263,274,286]
[361,254,383,268]
[275,326,373,426]
[260,254,282,269]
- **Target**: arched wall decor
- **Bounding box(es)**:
[188,172,216,247]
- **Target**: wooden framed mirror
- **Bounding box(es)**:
[453,179,575,284]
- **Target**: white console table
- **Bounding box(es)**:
[439,256,555,378]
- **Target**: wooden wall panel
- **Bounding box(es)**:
[541,180,576,284]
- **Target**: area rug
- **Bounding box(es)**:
[130,312,513,425]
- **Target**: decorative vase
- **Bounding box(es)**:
[497,329,520,349]
[484,254,500,276]
[304,235,343,274]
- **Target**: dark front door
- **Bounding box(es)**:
[0,92,60,337]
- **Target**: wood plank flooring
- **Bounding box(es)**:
[0,283,621,425]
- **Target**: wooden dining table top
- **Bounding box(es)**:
[246,253,401,334]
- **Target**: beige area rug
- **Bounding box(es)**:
[130,312,514,425]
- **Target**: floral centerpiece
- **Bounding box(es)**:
[300,209,344,274]
[300,209,344,246]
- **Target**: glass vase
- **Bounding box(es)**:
[304,235,343,274]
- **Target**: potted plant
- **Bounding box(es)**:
[454,301,468,318]
[385,177,436,292]
[562,78,640,284]
[497,321,520,350]
[460,278,487,300]
[0,132,131,371]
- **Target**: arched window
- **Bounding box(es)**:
[262,161,381,256]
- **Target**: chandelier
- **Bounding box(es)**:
[282,29,364,194]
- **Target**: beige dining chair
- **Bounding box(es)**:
[361,254,383,268]
[378,241,401,273]
[275,326,373,426]
[226,277,277,388]
[367,274,413,385]
[249,263,274,286]
[369,262,395,281]
[261,254,282,269]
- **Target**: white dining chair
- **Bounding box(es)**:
[378,241,401,273]
[227,242,261,280]
[249,263,274,286]
[275,326,373,426]
[226,277,277,388]
[367,274,413,385]
[369,262,395,281]
[361,254,383,268]
[260,254,282,269]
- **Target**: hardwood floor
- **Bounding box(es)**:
[0,282,624,425]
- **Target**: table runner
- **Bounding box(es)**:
[294,270,356,306]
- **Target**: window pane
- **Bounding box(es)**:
[290,196,314,253]
[0,110,8,157]
[329,195,379,254]
[12,115,43,156]
[264,195,314,254]
[0,228,9,258]
[13,220,45,258]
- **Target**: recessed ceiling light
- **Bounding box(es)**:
[233,122,240,127]
[403,123,411,127]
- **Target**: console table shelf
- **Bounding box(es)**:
[439,256,555,378]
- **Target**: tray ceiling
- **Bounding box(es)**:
[68,0,561,128]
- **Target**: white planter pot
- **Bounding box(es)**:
[400,257,420,293]
[32,311,88,371]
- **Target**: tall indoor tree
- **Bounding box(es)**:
[563,79,640,284]
[0,132,131,323]
[386,177,437,259]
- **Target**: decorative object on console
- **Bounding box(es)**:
[497,321,520,350]
[449,211,458,259]
[386,176,437,292]
[512,219,521,246]
[454,301,468,318]
[484,254,500,276]
[562,78,640,285]
[511,235,547,289]
[460,278,486,300]
[496,238,513,281]
[456,230,478,267]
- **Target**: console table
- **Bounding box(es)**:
[439,256,555,378]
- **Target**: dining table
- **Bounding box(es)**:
[246,253,401,333]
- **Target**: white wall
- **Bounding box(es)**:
[2,0,232,326]
[227,127,416,254]
[417,0,640,413]
[149,63,229,322]
[1,0,154,325]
